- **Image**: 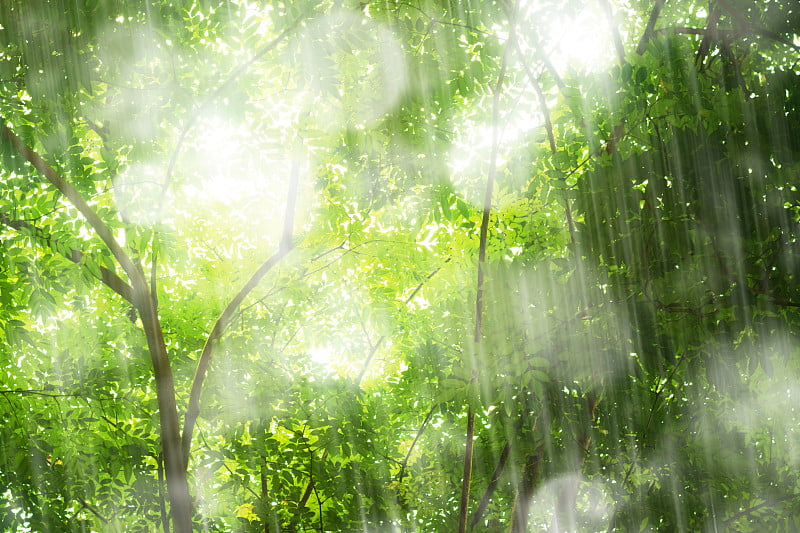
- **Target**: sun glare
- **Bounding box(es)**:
[546,7,615,74]
[191,118,247,204]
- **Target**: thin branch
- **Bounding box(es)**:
[696,3,721,68]
[716,0,800,50]
[756,290,800,309]
[75,495,109,524]
[513,42,556,155]
[509,444,545,533]
[290,431,325,529]
[181,158,301,468]
[397,2,489,35]
[606,356,686,532]
[355,266,442,384]
[0,120,144,290]
[296,477,315,516]
[539,53,566,94]
[656,26,735,38]
[0,389,81,398]
[474,15,513,350]
[260,453,279,533]
[514,46,577,247]
[457,403,477,533]
[197,430,262,503]
[397,404,437,483]
[514,28,566,95]
[310,446,323,532]
[722,494,797,525]
[293,265,445,517]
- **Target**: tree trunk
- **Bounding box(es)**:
[137,291,193,532]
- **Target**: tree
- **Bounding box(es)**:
[0,0,798,531]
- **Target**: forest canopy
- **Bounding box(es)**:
[0,0,799,531]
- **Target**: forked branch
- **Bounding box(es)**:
[0,119,192,532]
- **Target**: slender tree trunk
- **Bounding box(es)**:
[260,455,280,533]
[458,7,515,530]
[457,405,476,533]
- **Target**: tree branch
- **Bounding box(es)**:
[716,0,800,50]
[636,0,666,55]
[656,26,735,38]
[397,404,437,483]
[509,444,545,533]
[0,213,134,303]
[696,3,721,67]
[75,494,109,524]
[355,266,442,384]
[598,0,626,64]
[459,8,516,532]
[0,389,81,398]
[469,441,511,528]
[0,120,143,288]
[722,494,796,525]
[514,47,578,246]
[181,157,301,468]
[397,2,489,35]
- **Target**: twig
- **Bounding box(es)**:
[606,355,686,532]
[716,0,800,50]
[0,389,82,398]
[0,213,134,302]
[75,494,109,524]
[514,45,577,246]
[722,494,796,524]
[355,266,443,384]
[397,2,489,35]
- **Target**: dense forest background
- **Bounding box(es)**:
[0,0,799,531]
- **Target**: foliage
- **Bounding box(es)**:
[0,0,799,531]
